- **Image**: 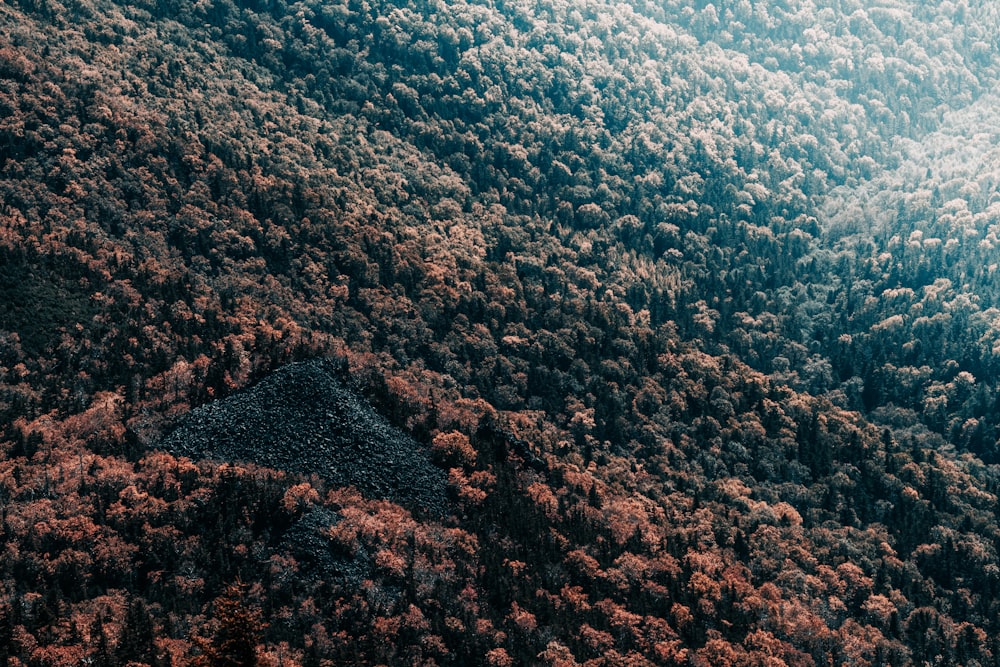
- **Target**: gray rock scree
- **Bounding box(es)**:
[159,359,450,517]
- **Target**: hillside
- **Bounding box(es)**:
[160,359,450,516]
[2,0,1000,664]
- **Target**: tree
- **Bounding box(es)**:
[117,597,157,665]
[195,584,265,667]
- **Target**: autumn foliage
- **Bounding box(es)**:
[2,0,1000,664]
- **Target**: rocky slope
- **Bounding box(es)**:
[160,360,449,516]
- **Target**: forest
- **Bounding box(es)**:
[2,0,1000,664]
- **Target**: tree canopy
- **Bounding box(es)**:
[2,0,1000,664]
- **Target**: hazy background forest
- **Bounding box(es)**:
[3,0,1000,664]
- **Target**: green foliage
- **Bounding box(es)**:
[0,260,97,357]
[1,0,1000,664]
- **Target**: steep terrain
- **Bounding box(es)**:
[2,0,1000,664]
[160,359,449,515]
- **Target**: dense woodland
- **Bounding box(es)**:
[3,0,1000,664]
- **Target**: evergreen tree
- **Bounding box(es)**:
[195,584,264,667]
[117,597,156,666]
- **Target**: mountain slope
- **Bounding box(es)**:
[160,359,450,515]
[2,0,1000,664]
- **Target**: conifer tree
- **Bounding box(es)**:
[195,584,264,667]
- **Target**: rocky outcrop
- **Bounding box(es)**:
[159,359,449,516]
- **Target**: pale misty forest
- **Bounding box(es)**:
[2,0,1000,664]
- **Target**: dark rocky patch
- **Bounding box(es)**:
[159,359,449,517]
[277,507,377,588]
